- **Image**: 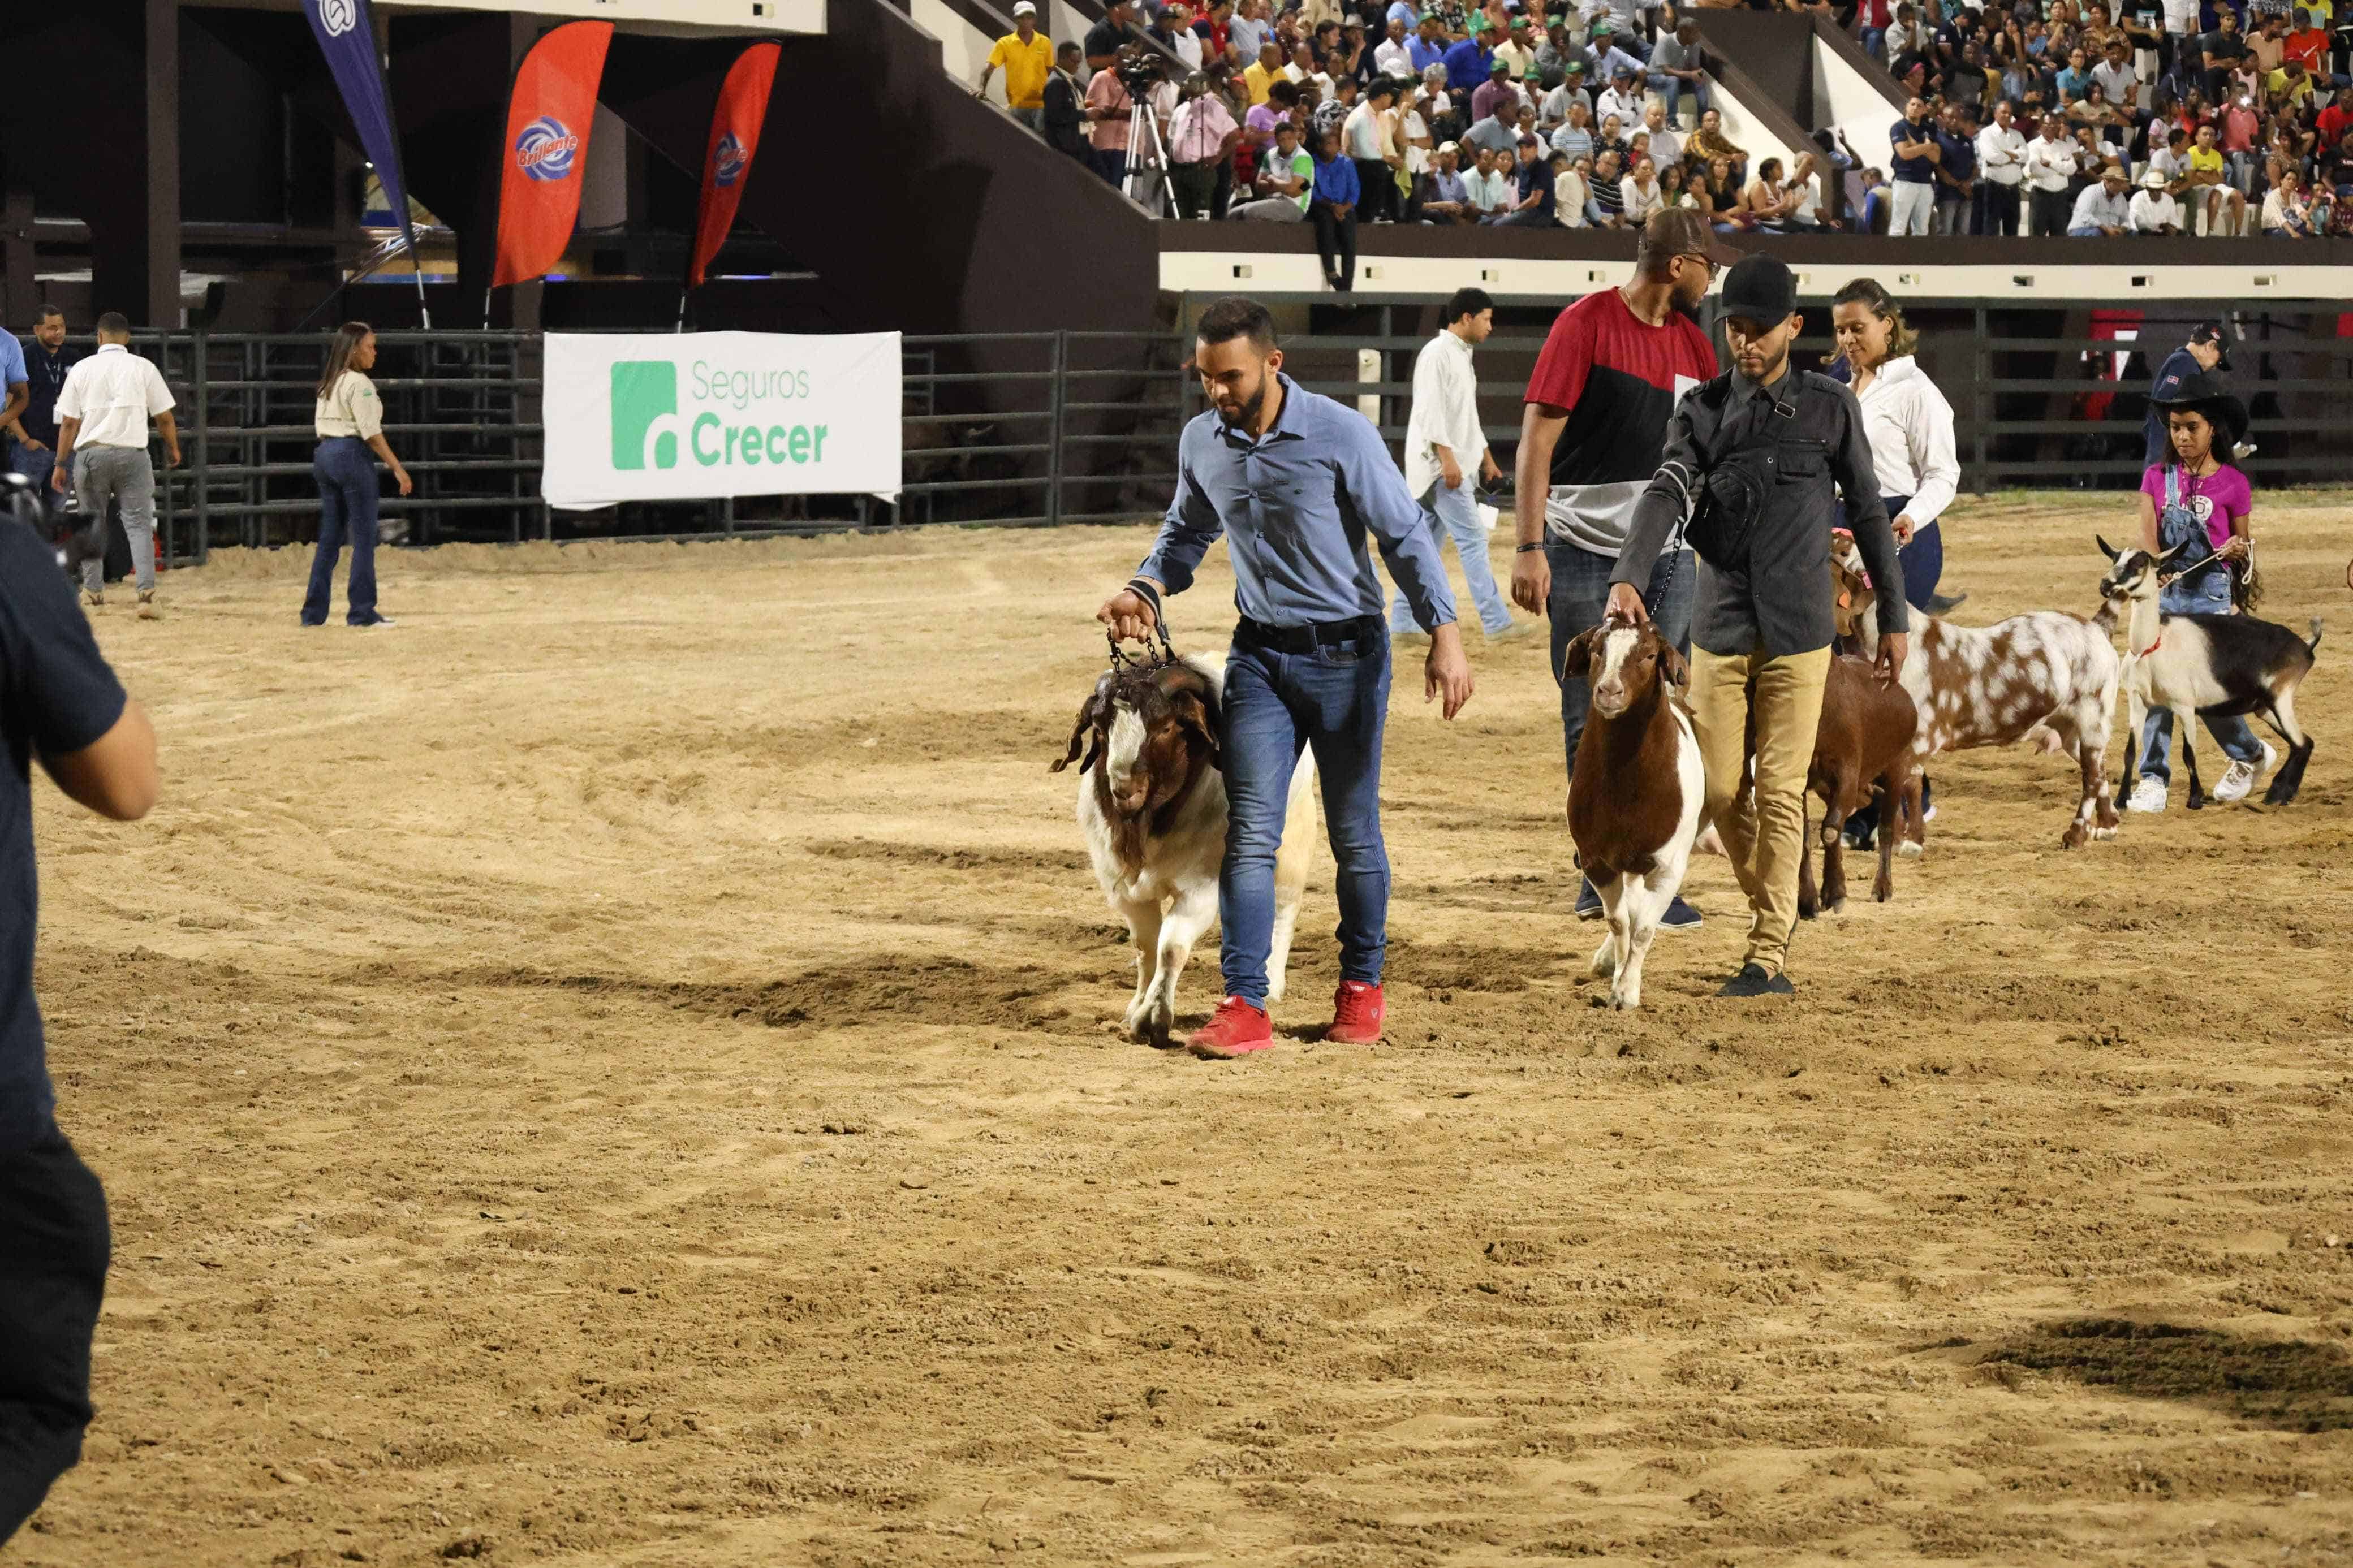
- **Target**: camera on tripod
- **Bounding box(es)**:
[1115,40,1170,97]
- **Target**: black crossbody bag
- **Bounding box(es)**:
[1679,389,1798,572]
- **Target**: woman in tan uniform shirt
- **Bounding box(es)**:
[304,321,411,628]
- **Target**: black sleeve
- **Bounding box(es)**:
[0,525,128,762]
[1826,383,1909,635]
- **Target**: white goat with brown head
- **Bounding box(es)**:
[1054,656,1316,1047]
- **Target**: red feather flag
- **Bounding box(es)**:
[687,42,783,292]
[492,20,614,290]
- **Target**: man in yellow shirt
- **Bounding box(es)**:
[979,1,1055,131]
[1242,39,1284,104]
[2184,122,2246,235]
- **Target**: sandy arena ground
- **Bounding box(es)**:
[12,494,2353,1567]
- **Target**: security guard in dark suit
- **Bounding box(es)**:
[1607,254,1910,999]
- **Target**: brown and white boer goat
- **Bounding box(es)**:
[1833,543,2122,850]
[2097,537,2321,809]
[1561,617,1704,1011]
[1053,656,1316,1048]
[1789,655,1921,919]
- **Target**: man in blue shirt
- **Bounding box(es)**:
[0,505,157,1547]
[0,330,25,485]
[1308,137,1362,292]
[2143,321,2240,466]
[1441,32,1493,102]
[5,310,76,495]
[1931,102,1978,234]
[1887,95,1940,234]
[1098,297,1473,1059]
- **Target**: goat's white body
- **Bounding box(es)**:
[2113,591,2308,802]
[1585,633,1705,1010]
[1077,656,1316,1046]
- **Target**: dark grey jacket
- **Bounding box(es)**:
[1611,366,1909,658]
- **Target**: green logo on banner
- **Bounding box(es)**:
[611,361,679,469]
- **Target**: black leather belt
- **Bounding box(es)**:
[1235,614,1384,654]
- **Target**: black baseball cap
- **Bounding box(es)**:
[1719,253,1799,322]
[2190,319,2231,368]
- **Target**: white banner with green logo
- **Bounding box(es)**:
[541,330,902,509]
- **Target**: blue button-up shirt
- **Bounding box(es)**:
[1441,38,1493,94]
[0,336,24,410]
[1311,154,1360,206]
[1140,375,1458,631]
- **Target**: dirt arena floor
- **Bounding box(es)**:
[13,493,2353,1567]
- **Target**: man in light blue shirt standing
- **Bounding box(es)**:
[0,331,27,483]
[1098,297,1474,1060]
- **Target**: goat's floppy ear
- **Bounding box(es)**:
[1051,687,1107,774]
[1559,627,1600,682]
[1654,639,1690,691]
[2096,534,2120,563]
[1169,689,1222,771]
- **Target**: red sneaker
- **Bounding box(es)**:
[1326,980,1385,1044]
[1186,996,1274,1059]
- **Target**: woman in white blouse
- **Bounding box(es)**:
[1619,154,1666,223]
[306,321,412,628]
[1829,277,1960,616]
[1830,277,1962,845]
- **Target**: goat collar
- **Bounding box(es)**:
[2136,632,2162,659]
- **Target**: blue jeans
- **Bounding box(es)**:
[8,439,54,494]
[1389,480,1512,636]
[1831,496,1937,611]
[1860,25,1886,60]
[304,437,382,625]
[1545,538,1695,778]
[1648,72,1709,123]
[2140,576,2258,784]
[1221,627,1393,1005]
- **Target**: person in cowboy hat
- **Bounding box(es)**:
[2124,367,2273,813]
[2129,167,2184,235]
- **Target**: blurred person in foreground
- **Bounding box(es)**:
[0,495,158,1544]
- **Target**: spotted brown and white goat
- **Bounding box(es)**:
[1561,618,1704,1012]
[1833,542,2122,850]
[1053,656,1316,1048]
[2097,537,2321,809]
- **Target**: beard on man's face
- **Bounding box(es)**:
[1213,369,1268,427]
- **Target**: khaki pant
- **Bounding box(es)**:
[1688,644,1831,978]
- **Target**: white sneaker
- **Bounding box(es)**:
[2213,759,2257,802]
[2126,776,2169,814]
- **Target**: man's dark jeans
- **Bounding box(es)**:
[0,1134,109,1546]
[1220,625,1393,1006]
[1171,159,1219,219]
[1544,538,1695,779]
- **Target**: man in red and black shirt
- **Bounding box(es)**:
[1510,207,1733,926]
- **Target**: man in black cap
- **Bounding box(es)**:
[2143,321,2250,468]
[1605,254,1908,998]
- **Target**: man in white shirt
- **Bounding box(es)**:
[1342,77,1398,222]
[1391,287,1518,640]
[1465,145,1514,220]
[50,312,177,612]
[1373,14,1413,76]
[2129,167,2184,231]
[2067,164,2134,234]
[2022,114,2080,236]
[1540,62,1592,131]
[1594,67,1645,140]
[2091,37,2139,102]
[1166,1,1205,70]
[1641,102,1683,172]
[1973,98,2027,234]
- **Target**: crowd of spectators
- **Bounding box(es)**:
[1850,0,2353,236]
[979,0,2353,255]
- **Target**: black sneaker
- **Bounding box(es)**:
[1658,896,1703,931]
[1575,876,1602,921]
[1717,963,1794,998]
